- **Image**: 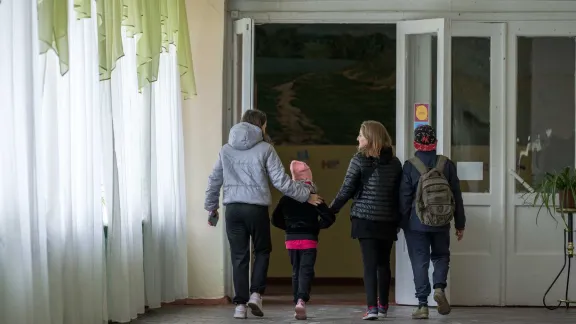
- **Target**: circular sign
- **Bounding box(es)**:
[415,105,428,121]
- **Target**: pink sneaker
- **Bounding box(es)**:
[294,299,307,320]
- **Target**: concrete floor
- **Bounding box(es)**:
[132,304,576,324]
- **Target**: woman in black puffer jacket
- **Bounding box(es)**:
[330,120,403,321]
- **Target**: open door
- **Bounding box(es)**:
[395,18,452,306]
[229,17,255,290]
[233,18,254,123]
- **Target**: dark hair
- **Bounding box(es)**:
[241,109,273,143]
[241,109,267,128]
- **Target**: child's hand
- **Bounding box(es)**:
[307,194,323,206]
[455,229,464,241]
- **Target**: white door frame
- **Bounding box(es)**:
[395,18,452,306]
[505,21,576,306]
[450,22,506,306]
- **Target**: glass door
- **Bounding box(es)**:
[233,18,254,124]
[395,18,452,306]
[230,17,255,290]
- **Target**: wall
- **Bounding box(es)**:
[183,0,227,299]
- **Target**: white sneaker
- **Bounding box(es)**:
[294,299,307,320]
[233,304,247,319]
[247,292,264,317]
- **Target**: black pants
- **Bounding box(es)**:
[289,248,317,304]
[225,203,272,305]
[359,238,394,307]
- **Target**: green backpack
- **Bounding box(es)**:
[409,155,455,227]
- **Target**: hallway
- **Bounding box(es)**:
[132,305,576,323]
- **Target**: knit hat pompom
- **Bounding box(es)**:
[414,125,437,151]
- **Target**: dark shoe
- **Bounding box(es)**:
[378,303,389,318]
[433,288,451,315]
[412,304,429,319]
[362,307,378,320]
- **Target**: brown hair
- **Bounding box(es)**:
[241,109,272,143]
[241,109,267,128]
[358,120,393,157]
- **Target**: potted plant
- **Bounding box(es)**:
[527,166,576,229]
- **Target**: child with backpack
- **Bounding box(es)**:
[399,125,466,319]
[271,160,336,321]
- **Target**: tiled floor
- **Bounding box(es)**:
[266,284,370,305]
[132,304,576,323]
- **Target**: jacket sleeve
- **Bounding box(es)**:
[266,146,310,203]
[446,160,466,230]
[399,162,415,223]
[271,197,287,230]
[329,155,361,214]
[204,152,224,211]
[317,202,336,229]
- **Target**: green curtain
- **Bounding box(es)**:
[38,0,69,75]
[38,0,197,98]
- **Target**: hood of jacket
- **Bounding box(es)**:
[228,122,264,150]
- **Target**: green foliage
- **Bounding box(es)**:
[525,166,576,229]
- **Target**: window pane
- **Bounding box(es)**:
[451,37,491,193]
[515,37,575,192]
[406,34,437,157]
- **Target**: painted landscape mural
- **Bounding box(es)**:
[254,24,397,145]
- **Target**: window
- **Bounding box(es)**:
[451,37,491,193]
[515,37,575,192]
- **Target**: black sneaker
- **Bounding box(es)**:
[362,307,378,320]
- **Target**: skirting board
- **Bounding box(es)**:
[267,277,396,286]
[169,296,231,306]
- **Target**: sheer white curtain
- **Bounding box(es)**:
[0,1,50,323]
[37,1,106,323]
[102,31,147,322]
[1,0,106,324]
[1,0,188,322]
[145,45,189,307]
[103,32,188,322]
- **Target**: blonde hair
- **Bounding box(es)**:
[358,120,393,158]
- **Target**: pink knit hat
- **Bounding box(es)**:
[290,160,312,181]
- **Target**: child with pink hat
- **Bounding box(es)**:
[271,160,335,320]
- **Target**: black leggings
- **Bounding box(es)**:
[359,238,394,307]
[289,248,317,304]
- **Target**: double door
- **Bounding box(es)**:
[231,18,506,305]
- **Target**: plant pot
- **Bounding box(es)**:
[559,189,576,209]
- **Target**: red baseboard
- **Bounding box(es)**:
[169,296,231,305]
[267,277,395,286]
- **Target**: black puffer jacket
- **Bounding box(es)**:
[330,147,403,223]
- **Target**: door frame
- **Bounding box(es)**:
[450,22,507,306]
[505,21,576,306]
[395,18,452,306]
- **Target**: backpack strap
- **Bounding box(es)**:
[435,155,448,172]
[409,157,428,175]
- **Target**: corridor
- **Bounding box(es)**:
[132,305,575,323]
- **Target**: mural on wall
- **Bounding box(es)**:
[254,24,397,145]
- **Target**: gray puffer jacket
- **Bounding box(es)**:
[204,122,311,211]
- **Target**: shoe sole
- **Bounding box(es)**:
[247,302,264,317]
[233,315,247,319]
[412,314,429,319]
[294,306,307,320]
[378,312,387,318]
[434,293,452,315]
[362,314,378,320]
